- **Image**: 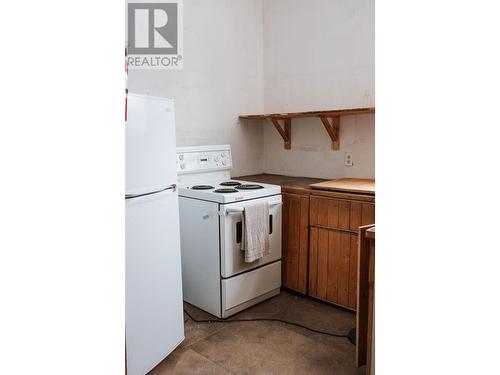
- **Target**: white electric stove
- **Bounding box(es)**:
[177,145,282,318]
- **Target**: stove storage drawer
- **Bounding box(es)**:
[222,261,281,317]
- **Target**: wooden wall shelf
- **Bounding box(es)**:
[239,107,375,150]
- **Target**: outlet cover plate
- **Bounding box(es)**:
[344,152,353,167]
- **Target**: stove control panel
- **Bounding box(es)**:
[176,146,232,173]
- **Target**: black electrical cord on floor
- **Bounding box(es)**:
[183,309,355,345]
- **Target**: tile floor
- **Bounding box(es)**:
[149,290,365,375]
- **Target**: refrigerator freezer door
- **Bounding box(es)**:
[126,94,177,195]
[126,188,184,375]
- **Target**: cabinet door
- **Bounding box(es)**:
[310,196,351,230]
[282,193,309,293]
[309,227,358,310]
[349,202,375,231]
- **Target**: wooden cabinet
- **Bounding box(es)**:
[356,226,375,373]
[236,174,375,311]
[308,195,375,310]
[349,201,376,232]
[309,196,375,230]
[309,228,358,308]
[281,192,309,293]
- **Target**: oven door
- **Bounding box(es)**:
[220,195,282,278]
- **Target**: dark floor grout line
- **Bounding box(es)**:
[180,321,227,350]
[188,347,237,375]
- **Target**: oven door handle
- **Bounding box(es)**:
[221,201,282,215]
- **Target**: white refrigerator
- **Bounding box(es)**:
[125,93,184,375]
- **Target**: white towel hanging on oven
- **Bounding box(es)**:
[240,202,270,263]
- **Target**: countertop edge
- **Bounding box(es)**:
[235,173,375,201]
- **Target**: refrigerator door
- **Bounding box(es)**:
[126,187,184,375]
[126,94,177,195]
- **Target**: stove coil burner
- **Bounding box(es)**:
[191,185,214,190]
[213,188,239,193]
[236,184,264,190]
[219,181,242,187]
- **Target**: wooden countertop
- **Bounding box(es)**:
[235,174,375,202]
[310,178,375,195]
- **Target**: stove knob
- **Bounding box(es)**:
[179,154,184,161]
[180,163,186,170]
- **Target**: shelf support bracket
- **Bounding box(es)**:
[270,117,291,149]
[319,116,340,150]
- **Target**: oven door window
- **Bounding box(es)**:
[236,215,273,244]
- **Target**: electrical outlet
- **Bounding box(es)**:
[344,152,353,167]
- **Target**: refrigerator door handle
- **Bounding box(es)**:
[125,184,177,200]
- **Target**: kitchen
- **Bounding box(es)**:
[4,1,499,375]
[126,0,374,374]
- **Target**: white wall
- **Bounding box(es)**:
[128,0,374,179]
[261,0,375,179]
[128,0,265,177]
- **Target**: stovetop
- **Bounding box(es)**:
[178,180,281,204]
